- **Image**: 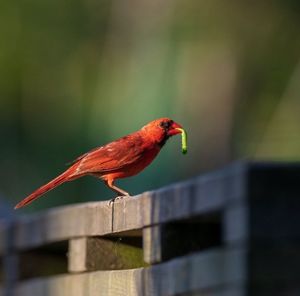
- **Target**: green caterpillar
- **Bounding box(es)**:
[176,128,187,154]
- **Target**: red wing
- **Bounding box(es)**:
[73,134,145,174]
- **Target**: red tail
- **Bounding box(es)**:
[14,167,79,209]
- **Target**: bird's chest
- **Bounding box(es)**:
[120,149,159,178]
[106,147,160,180]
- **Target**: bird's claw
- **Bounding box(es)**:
[108,195,129,206]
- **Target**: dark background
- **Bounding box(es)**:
[1,0,300,212]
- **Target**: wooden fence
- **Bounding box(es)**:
[0,161,300,295]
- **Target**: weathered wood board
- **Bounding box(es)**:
[0,162,298,296]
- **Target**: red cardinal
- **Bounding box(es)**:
[15,118,186,209]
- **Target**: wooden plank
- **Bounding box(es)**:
[223,202,249,245]
[14,273,88,296]
[0,221,19,292]
[143,225,162,264]
[14,201,113,250]
[141,161,246,228]
[111,194,145,233]
[6,162,300,295]
[187,247,246,293]
[2,254,19,285]
[15,247,246,296]
[192,162,247,215]
[68,238,86,272]
[14,269,143,296]
[13,162,247,251]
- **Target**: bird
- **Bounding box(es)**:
[14,118,186,209]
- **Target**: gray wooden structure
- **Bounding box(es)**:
[0,162,299,295]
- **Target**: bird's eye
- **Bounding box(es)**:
[159,121,172,129]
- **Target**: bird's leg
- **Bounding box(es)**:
[105,179,130,205]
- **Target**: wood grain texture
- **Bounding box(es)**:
[223,202,249,245]
[11,162,247,251]
[143,225,162,264]
[15,247,245,296]
[5,161,300,295]
[68,238,87,273]
[14,201,113,250]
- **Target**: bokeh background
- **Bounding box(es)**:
[1,0,300,212]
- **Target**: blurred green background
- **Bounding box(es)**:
[1,0,300,211]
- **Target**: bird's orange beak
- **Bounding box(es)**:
[168,121,183,136]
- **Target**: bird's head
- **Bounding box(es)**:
[141,118,187,153]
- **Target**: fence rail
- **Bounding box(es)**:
[0,161,300,295]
